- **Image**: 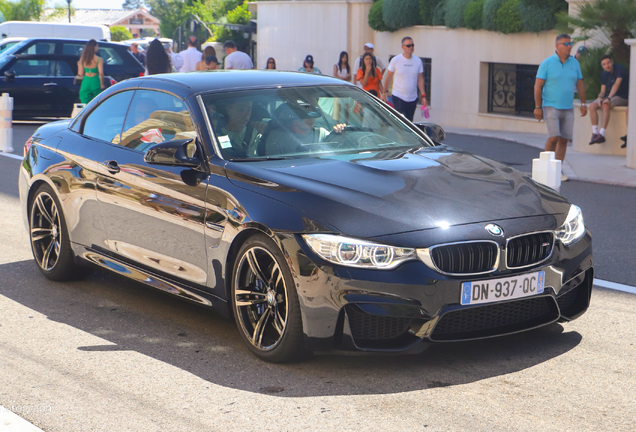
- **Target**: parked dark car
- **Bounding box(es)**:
[18,71,593,363]
[0,54,115,119]
[1,38,145,82]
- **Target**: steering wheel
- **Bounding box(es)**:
[324,126,373,149]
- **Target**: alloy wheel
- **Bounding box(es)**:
[234,246,289,351]
[30,192,62,272]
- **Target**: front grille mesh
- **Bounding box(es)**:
[430,242,498,274]
[507,232,554,268]
[431,296,557,341]
[347,305,412,340]
[556,287,579,311]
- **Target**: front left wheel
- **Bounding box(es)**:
[231,234,307,363]
[29,183,91,281]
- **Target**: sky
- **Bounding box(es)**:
[47,0,127,9]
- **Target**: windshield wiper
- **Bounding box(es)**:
[228,156,289,162]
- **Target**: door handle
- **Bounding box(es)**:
[43,82,58,86]
[103,160,120,174]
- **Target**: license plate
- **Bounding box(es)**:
[460,271,545,306]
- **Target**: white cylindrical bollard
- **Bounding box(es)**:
[0,93,13,153]
[71,103,86,118]
[532,151,561,192]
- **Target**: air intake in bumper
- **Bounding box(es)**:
[430,295,560,341]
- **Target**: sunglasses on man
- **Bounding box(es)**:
[403,44,414,48]
[559,42,574,47]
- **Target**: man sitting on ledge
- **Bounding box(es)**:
[588,55,629,148]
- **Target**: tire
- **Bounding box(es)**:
[231,233,307,363]
[29,183,92,281]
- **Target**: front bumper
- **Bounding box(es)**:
[277,229,593,353]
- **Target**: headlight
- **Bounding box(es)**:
[301,234,416,269]
[554,205,585,245]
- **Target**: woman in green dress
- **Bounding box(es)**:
[77,39,104,104]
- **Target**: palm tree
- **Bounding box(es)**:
[557,0,636,65]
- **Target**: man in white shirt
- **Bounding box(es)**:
[352,43,385,86]
[164,43,183,72]
[179,36,202,73]
[223,40,254,70]
[384,36,427,121]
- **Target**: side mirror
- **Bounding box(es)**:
[413,121,446,143]
[144,139,200,168]
[4,71,15,82]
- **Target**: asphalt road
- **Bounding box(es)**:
[0,126,635,431]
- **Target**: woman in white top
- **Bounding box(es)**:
[333,51,351,81]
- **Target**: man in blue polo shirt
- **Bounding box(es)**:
[534,34,587,181]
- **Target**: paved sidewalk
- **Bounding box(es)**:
[445,127,636,188]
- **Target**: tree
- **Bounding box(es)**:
[0,0,44,21]
[122,0,144,10]
[146,0,243,41]
[212,3,251,52]
[111,25,133,41]
[557,0,636,66]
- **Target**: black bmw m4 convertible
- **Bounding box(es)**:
[18,71,593,362]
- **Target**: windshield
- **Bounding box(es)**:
[201,85,433,160]
[0,39,29,58]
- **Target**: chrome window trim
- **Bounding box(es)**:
[505,230,555,270]
[416,240,501,276]
[197,94,223,161]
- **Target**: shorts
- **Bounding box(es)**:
[594,95,628,107]
[543,106,574,141]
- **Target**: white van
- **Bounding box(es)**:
[0,21,110,41]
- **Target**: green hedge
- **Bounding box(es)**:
[482,0,506,30]
[444,0,473,28]
[420,0,442,25]
[464,0,485,30]
[432,0,447,25]
[369,0,395,32]
[494,0,522,34]
[368,0,566,33]
[383,0,421,30]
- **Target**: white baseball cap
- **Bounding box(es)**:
[364,43,374,49]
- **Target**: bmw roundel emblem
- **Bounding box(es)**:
[485,223,504,237]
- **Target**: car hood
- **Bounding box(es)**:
[224,145,570,238]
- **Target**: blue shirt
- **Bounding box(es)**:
[601,63,629,99]
[536,53,583,109]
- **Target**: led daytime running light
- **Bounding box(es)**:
[554,205,585,245]
[302,234,415,269]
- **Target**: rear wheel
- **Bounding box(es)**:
[231,234,307,362]
[29,184,91,281]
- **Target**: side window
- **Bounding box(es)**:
[62,43,85,56]
[53,61,74,77]
[120,90,196,153]
[82,91,135,143]
[23,42,56,55]
[97,47,124,65]
[11,59,52,76]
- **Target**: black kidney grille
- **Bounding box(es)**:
[507,232,554,268]
[347,305,412,340]
[431,296,557,341]
[430,242,498,274]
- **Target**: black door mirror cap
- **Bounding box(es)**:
[413,121,446,144]
[144,138,200,168]
[4,71,15,81]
